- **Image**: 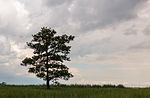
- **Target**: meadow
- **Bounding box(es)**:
[0,85,150,98]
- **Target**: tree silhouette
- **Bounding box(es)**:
[21,27,74,89]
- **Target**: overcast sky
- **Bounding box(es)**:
[0,0,150,87]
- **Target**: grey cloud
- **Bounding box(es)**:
[143,25,150,36]
[129,40,150,50]
[123,25,138,36]
[0,35,11,55]
[44,0,73,7]
[0,0,31,43]
[124,31,137,36]
[144,30,150,35]
[20,0,147,34]
[71,37,119,58]
[69,0,147,32]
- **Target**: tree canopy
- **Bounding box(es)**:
[21,27,75,88]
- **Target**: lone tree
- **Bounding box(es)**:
[21,27,74,89]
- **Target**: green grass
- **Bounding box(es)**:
[1,85,150,98]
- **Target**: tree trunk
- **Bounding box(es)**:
[46,67,50,89]
[46,79,50,89]
[46,38,50,89]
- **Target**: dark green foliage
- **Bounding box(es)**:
[0,82,6,86]
[102,84,116,88]
[21,27,74,88]
[102,84,125,88]
[117,84,125,88]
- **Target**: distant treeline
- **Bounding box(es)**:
[0,82,6,86]
[50,84,125,88]
[0,83,125,88]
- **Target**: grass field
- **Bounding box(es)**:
[0,85,150,98]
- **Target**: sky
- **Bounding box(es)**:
[0,0,150,87]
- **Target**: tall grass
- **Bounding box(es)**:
[0,85,150,98]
